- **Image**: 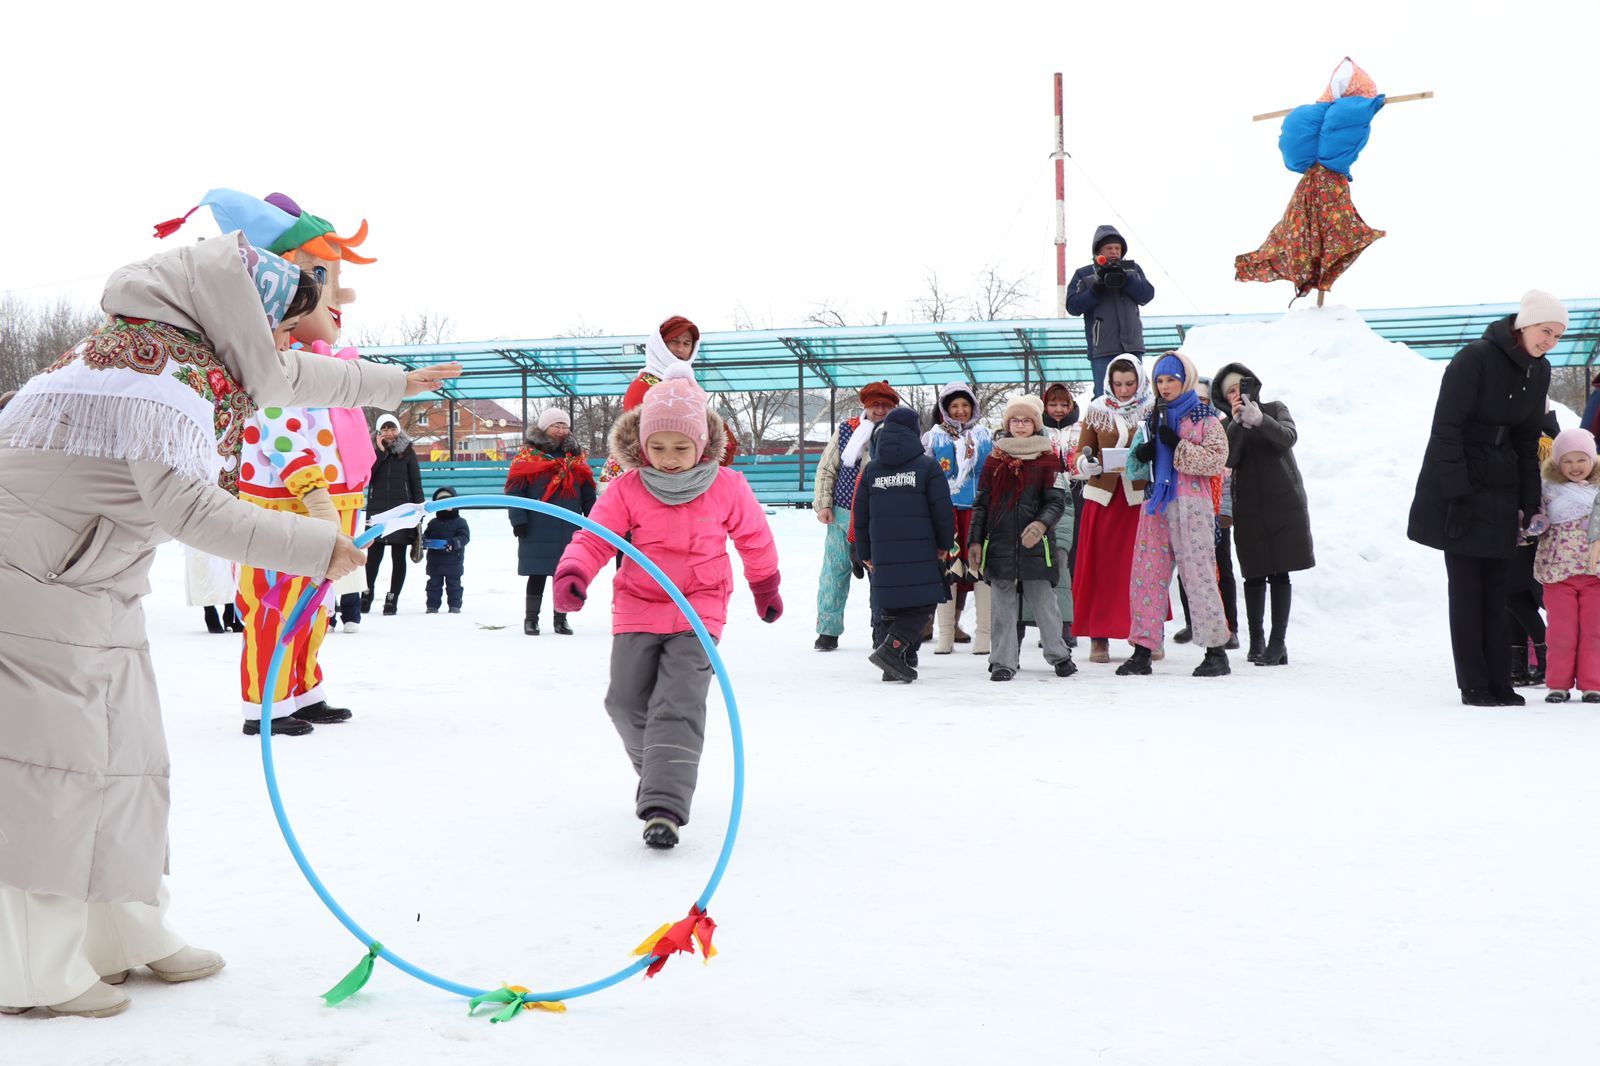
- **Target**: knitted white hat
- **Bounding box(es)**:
[1001,394,1044,432]
[537,407,570,431]
[375,413,400,432]
[1515,289,1569,331]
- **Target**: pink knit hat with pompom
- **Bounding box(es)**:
[639,362,710,463]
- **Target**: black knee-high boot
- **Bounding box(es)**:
[1244,581,1266,663]
[1258,580,1291,666]
[525,593,541,635]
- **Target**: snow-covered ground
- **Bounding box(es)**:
[8,308,1599,1065]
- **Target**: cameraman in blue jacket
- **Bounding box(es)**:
[1066,224,1156,397]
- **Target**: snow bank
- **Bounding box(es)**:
[1177,305,1449,635]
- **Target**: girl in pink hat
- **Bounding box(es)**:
[1534,427,1600,703]
[551,364,781,849]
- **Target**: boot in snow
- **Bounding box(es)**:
[1508,643,1531,686]
[1225,631,1240,650]
[553,613,573,635]
[1546,690,1571,703]
[989,666,1016,682]
[382,592,398,616]
[642,811,681,849]
[203,606,225,634]
[1172,626,1193,645]
[293,700,352,725]
[970,582,992,655]
[1062,622,1077,649]
[1460,688,1499,707]
[1244,581,1266,663]
[869,635,919,683]
[1489,685,1525,706]
[524,593,541,635]
[1583,692,1600,704]
[1054,650,1078,677]
[1193,646,1231,677]
[1,981,131,1018]
[1527,643,1547,686]
[1089,638,1111,664]
[1256,583,1292,666]
[244,717,314,737]
[360,589,374,613]
[1116,646,1153,676]
[814,634,839,651]
[934,600,957,654]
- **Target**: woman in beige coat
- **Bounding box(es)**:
[0,234,457,1018]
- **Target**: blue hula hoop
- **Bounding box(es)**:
[258,493,745,1005]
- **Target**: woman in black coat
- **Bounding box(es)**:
[1213,362,1314,666]
[364,412,423,615]
[506,410,597,635]
[1407,292,1567,706]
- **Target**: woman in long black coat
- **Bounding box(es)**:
[1407,292,1567,706]
[364,413,423,614]
[1213,362,1314,666]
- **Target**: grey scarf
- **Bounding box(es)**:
[638,460,719,505]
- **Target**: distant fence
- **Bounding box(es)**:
[419,453,820,508]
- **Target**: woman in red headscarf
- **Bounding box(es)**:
[606,317,736,474]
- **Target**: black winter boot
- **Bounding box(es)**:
[869,635,919,682]
[360,589,374,613]
[382,593,398,616]
[553,613,573,635]
[1530,643,1547,686]
[292,701,353,724]
[1062,622,1076,649]
[1193,646,1231,677]
[524,594,541,635]
[224,604,244,633]
[203,606,225,634]
[1508,642,1531,687]
[1460,688,1499,707]
[1116,646,1153,676]
[244,716,314,737]
[814,634,839,651]
[1257,583,1291,666]
[1054,649,1078,677]
[1244,582,1266,663]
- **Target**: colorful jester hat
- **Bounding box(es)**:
[153,189,375,264]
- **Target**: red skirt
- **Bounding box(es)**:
[950,507,975,591]
[1072,492,1142,639]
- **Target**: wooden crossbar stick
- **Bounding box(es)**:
[1252,91,1434,122]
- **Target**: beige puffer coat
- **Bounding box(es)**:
[0,234,407,904]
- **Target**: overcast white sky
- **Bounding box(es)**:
[4,1,1595,344]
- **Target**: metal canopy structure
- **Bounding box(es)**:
[361,299,1600,402]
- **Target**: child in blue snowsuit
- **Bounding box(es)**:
[424,487,471,613]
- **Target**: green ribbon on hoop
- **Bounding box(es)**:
[468,986,567,1022]
[322,941,384,1006]
[469,986,527,1023]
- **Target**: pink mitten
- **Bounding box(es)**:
[749,572,783,623]
[552,561,590,613]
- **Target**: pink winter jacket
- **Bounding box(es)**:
[559,465,779,639]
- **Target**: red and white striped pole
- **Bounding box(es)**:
[1053,73,1067,318]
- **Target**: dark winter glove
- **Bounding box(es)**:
[850,548,866,580]
[1091,280,1107,297]
[1157,424,1181,448]
[1133,440,1157,464]
[750,572,783,623]
[512,524,526,538]
[1445,500,1469,540]
[552,561,589,613]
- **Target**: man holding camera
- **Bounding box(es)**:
[1066,225,1156,397]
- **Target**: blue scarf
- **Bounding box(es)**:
[1145,359,1204,515]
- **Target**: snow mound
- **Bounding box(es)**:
[1176,305,1450,637]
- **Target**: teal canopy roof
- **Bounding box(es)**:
[362,300,1600,401]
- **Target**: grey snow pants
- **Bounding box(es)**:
[604,631,716,826]
[989,579,1071,672]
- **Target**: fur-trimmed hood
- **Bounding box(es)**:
[608,404,730,472]
[523,426,586,457]
[1212,361,1263,408]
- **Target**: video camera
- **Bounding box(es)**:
[1094,254,1127,290]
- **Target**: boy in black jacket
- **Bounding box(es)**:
[852,407,956,682]
[423,487,471,614]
